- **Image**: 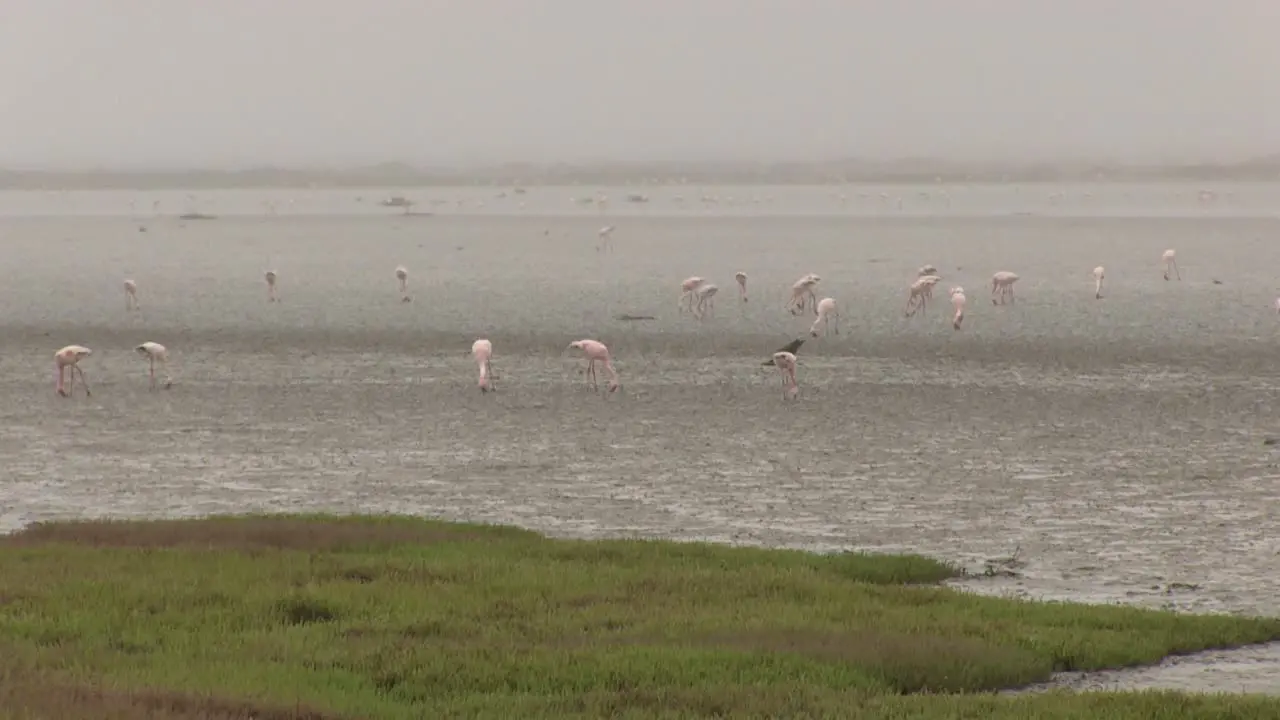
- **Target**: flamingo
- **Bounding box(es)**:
[1162,249,1180,281]
[264,270,279,302]
[54,345,92,397]
[693,284,719,319]
[124,279,139,311]
[598,225,616,252]
[788,273,821,315]
[991,271,1020,305]
[567,339,620,392]
[810,298,839,337]
[680,276,706,313]
[734,271,748,302]
[395,266,411,302]
[472,338,494,392]
[905,275,941,317]
[1093,266,1105,299]
[134,342,172,390]
[772,351,798,400]
[949,287,967,330]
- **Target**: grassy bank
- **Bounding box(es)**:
[0,514,1278,719]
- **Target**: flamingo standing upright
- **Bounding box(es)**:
[472,338,494,392]
[810,298,839,337]
[1162,249,1180,281]
[949,287,967,330]
[1093,266,1105,299]
[788,274,821,315]
[265,270,279,302]
[906,275,942,316]
[124,279,139,311]
[991,271,1020,305]
[567,339,620,392]
[693,284,719,319]
[134,341,172,390]
[772,351,798,399]
[734,271,748,302]
[680,276,706,314]
[54,345,92,397]
[395,266,411,302]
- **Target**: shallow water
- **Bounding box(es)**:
[2,182,1279,694]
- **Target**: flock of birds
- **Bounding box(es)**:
[50,247,1189,401]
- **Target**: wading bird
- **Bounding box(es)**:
[950,287,967,330]
[1093,266,1105,299]
[124,279,139,311]
[788,274,821,315]
[906,275,941,317]
[1162,249,1180,281]
[810,298,839,337]
[472,338,493,392]
[772,351,798,400]
[693,283,719,319]
[54,345,92,397]
[134,341,172,390]
[679,276,706,314]
[568,339,619,392]
[395,266,411,302]
[265,270,279,302]
[991,271,1020,305]
[734,271,748,302]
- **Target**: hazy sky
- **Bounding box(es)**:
[0,1,1274,170]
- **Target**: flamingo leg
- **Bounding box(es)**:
[77,366,91,396]
[56,366,66,396]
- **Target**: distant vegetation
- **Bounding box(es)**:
[2,514,1279,718]
[3,155,1279,190]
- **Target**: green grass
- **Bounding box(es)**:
[0,514,1277,719]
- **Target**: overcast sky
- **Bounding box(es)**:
[0,1,1274,170]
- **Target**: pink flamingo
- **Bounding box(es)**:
[567,339,620,392]
[1093,266,1105,299]
[395,266,411,302]
[788,273,821,315]
[124,279,139,311]
[134,341,172,390]
[905,275,941,316]
[54,345,92,397]
[264,270,279,302]
[734,271,748,302]
[810,297,839,336]
[949,286,967,330]
[772,351,798,399]
[472,338,494,392]
[991,271,1019,305]
[1162,249,1180,281]
[680,276,706,313]
[693,284,719,319]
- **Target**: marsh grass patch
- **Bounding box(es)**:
[2,514,1280,718]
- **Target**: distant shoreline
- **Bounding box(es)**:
[2,158,1279,190]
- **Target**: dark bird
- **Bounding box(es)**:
[762,338,805,365]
